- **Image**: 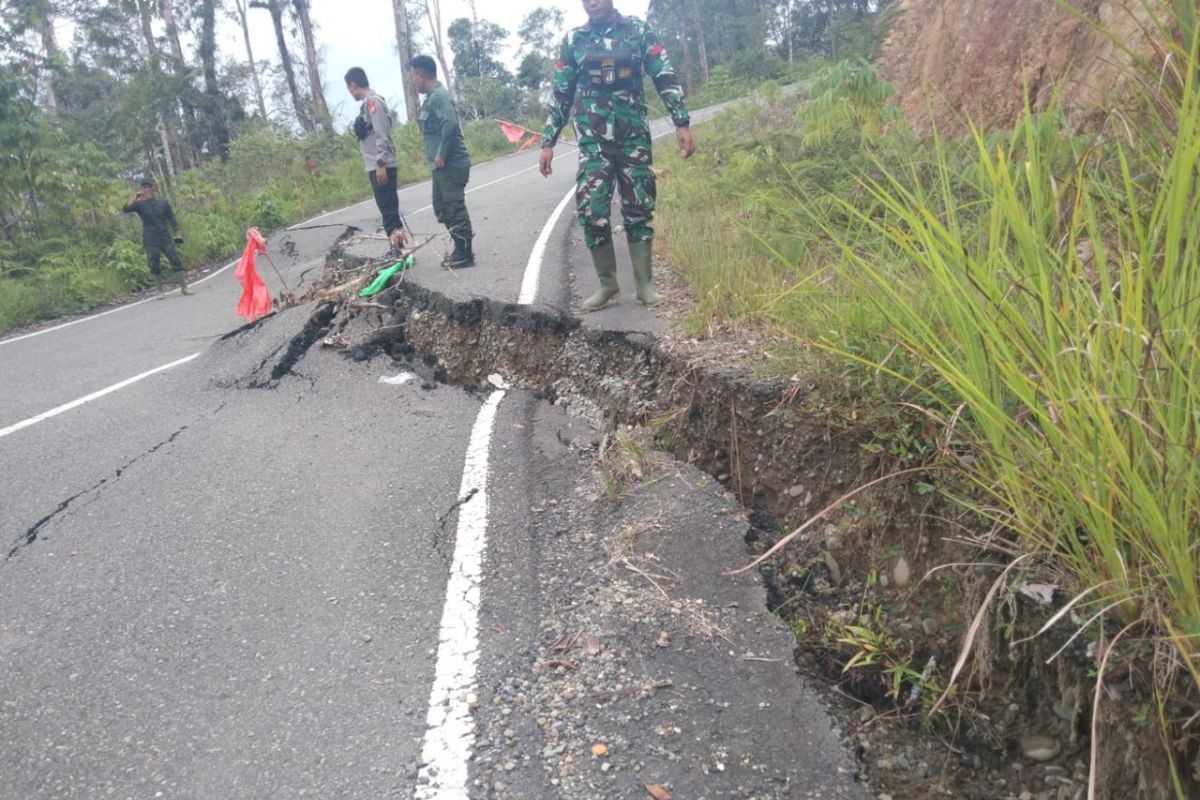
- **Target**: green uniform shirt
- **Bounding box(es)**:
[122,196,179,243]
[541,12,690,147]
[418,83,471,172]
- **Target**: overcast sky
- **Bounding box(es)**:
[220,0,652,125]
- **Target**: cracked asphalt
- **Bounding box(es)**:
[0,94,865,800]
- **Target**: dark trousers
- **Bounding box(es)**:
[144,233,183,275]
[432,165,472,241]
[369,167,403,236]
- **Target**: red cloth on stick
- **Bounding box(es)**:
[235,227,272,322]
[499,120,527,143]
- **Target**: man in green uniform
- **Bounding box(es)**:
[410,55,475,269]
[539,0,695,311]
[122,177,192,297]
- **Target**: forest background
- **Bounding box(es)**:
[0,0,882,332]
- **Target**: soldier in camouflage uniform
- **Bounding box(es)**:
[540,0,695,311]
[122,177,192,298]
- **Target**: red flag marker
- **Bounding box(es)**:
[499,120,528,144]
[235,227,272,322]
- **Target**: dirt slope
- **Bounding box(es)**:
[880,0,1170,131]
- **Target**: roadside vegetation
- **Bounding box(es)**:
[2,0,877,337]
[656,8,1200,789]
[0,119,519,333]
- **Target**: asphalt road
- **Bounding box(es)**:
[0,101,790,800]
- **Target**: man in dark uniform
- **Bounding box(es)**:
[345,67,408,254]
[539,0,695,311]
[410,55,475,268]
[122,177,192,297]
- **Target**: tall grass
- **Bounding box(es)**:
[823,26,1200,670]
[656,11,1200,788]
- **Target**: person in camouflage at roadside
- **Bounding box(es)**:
[122,176,192,298]
[539,0,696,311]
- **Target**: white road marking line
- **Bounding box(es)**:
[0,352,201,439]
[0,258,239,349]
[519,188,576,305]
[410,120,703,798]
[410,146,581,800]
[414,388,506,800]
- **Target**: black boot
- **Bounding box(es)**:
[450,235,475,269]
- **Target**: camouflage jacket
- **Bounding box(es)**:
[541,13,690,147]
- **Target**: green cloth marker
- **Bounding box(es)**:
[359,255,413,297]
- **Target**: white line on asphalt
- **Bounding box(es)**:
[410,117,705,798]
[0,352,201,439]
[414,388,506,800]
[0,258,239,349]
[518,187,576,305]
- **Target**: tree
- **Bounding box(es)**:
[515,6,563,91]
[198,0,232,157]
[230,0,268,119]
[416,0,455,98]
[252,0,313,132]
[291,0,332,132]
[27,0,63,119]
[447,16,510,82]
[391,0,420,124]
[447,11,522,120]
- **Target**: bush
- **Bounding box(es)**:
[797,58,901,146]
[105,239,150,287]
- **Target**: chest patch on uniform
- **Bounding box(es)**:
[583,47,639,91]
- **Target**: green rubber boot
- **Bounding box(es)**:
[581,241,620,312]
[176,270,193,295]
[629,239,661,306]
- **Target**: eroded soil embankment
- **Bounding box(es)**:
[258,243,1194,800]
[331,282,875,532]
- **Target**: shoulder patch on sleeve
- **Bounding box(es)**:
[368,100,377,113]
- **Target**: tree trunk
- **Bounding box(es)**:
[135,0,185,177]
[157,114,177,180]
[421,0,455,98]
[686,0,709,83]
[233,0,269,119]
[161,0,201,167]
[391,0,420,124]
[34,0,60,119]
[292,0,333,133]
[161,0,187,67]
[254,0,315,132]
[679,8,695,98]
[199,0,231,157]
[786,0,794,63]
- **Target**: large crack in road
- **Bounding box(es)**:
[6,402,229,562]
[249,239,877,547]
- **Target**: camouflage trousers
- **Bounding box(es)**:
[575,134,656,249]
[144,231,183,275]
